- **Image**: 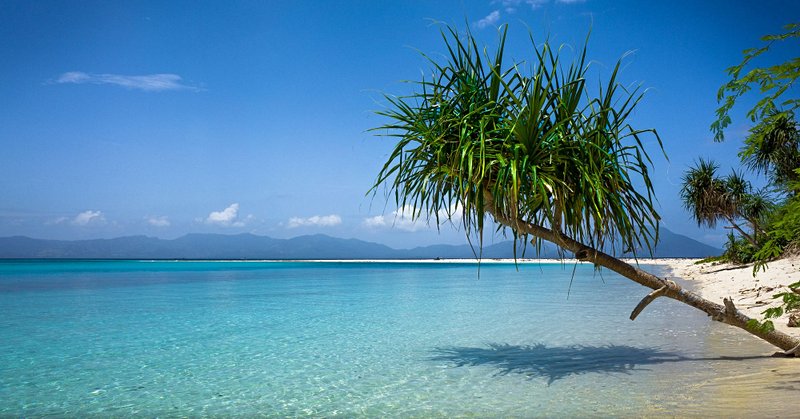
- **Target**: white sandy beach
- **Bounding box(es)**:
[654,257,800,337]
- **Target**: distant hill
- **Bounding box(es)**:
[646,227,721,258]
[0,228,719,259]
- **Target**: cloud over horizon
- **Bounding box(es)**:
[71,210,105,226]
[205,203,246,227]
[364,206,422,231]
[287,214,342,228]
[54,72,202,92]
[363,204,463,232]
[146,215,171,227]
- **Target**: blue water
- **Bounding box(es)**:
[0,260,795,417]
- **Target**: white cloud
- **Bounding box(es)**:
[47,216,69,225]
[495,0,575,12]
[440,203,464,221]
[287,214,342,228]
[54,71,201,92]
[363,204,464,232]
[57,72,91,83]
[526,0,549,8]
[475,10,501,29]
[72,210,105,226]
[205,203,245,227]
[146,215,171,227]
[392,206,424,231]
[361,206,420,231]
[363,215,387,228]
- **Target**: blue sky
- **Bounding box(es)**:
[1,0,798,249]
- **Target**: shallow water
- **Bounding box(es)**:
[0,260,796,417]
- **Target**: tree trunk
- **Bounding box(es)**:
[724,215,757,246]
[483,193,800,355]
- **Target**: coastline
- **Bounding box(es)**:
[656,256,800,337]
[287,256,798,337]
[2,258,798,415]
[7,256,796,336]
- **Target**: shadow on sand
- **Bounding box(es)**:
[429,343,769,385]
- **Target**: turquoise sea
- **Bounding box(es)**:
[0,260,797,417]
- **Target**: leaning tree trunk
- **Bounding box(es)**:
[483,195,800,356]
[724,216,757,246]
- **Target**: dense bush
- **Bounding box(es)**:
[723,233,758,265]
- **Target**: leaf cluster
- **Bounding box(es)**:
[723,233,758,265]
[680,159,772,247]
[761,281,800,320]
[687,22,800,326]
[753,173,800,270]
[740,111,800,188]
[371,25,663,257]
[712,23,800,142]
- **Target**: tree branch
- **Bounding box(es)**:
[724,216,757,245]
[630,285,669,321]
[784,342,800,356]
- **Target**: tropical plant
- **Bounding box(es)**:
[723,232,757,265]
[712,23,800,143]
[371,24,800,355]
[741,111,800,189]
[739,188,773,238]
[680,160,768,246]
[754,173,800,269]
[680,159,730,228]
[702,22,800,323]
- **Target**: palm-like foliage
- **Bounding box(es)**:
[740,188,773,233]
[680,159,729,229]
[680,160,772,246]
[740,111,800,188]
[372,25,662,256]
[371,24,800,354]
[712,23,800,143]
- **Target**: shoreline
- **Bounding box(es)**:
[657,257,800,337]
[6,256,796,336]
[363,255,800,339]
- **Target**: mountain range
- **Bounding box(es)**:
[0,227,720,259]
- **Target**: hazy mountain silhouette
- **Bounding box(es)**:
[0,227,719,259]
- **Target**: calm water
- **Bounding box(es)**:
[0,260,797,417]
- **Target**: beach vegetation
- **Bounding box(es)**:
[712,23,800,144]
[746,317,776,334]
[680,159,771,247]
[686,23,800,269]
[740,111,800,189]
[723,233,758,265]
[372,23,800,355]
[686,22,800,330]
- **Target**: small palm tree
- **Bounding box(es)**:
[741,111,800,189]
[372,24,799,354]
[680,159,728,228]
[740,188,773,239]
[680,161,765,245]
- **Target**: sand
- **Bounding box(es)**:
[653,256,800,337]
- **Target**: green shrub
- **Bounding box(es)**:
[723,232,758,264]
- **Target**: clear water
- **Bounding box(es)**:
[0,260,797,417]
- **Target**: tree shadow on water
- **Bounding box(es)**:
[429,343,767,385]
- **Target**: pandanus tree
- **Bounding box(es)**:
[742,111,800,190]
[371,25,800,355]
[680,160,769,246]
